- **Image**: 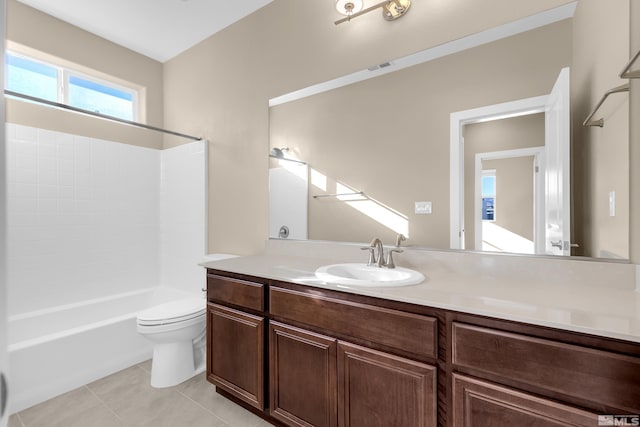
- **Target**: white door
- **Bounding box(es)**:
[1,0,9,425]
[544,67,571,255]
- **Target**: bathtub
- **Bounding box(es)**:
[7,286,202,413]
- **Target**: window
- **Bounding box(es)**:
[481,171,496,221]
[68,75,135,120]
[6,54,58,102]
[5,51,139,121]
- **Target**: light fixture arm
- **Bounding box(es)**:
[335,0,410,25]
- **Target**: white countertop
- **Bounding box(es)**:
[201,245,640,344]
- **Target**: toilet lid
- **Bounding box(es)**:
[137,298,206,325]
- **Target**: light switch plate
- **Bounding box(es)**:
[415,201,432,214]
[609,191,616,217]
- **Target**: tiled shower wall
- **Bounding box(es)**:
[5,123,161,316]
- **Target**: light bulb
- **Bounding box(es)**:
[335,0,364,15]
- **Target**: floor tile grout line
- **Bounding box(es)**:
[13,363,271,427]
[174,380,269,427]
[174,387,228,425]
[83,384,125,424]
[85,363,158,424]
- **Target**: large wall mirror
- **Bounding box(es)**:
[268,3,631,261]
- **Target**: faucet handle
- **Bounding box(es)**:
[395,233,406,247]
[385,248,403,269]
[360,246,376,266]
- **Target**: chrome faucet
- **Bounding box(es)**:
[385,247,403,269]
[385,233,405,268]
[370,238,386,267]
[361,238,385,267]
[361,236,406,268]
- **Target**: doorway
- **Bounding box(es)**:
[474,147,544,254]
[449,67,570,255]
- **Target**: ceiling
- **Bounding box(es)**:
[16,0,274,63]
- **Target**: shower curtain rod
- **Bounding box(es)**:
[4,90,202,141]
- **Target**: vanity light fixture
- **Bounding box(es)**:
[335,0,411,25]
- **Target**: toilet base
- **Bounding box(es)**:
[149,337,205,388]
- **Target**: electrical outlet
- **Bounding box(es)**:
[415,201,432,214]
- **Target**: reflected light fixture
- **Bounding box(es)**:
[336,0,364,16]
[270,147,289,159]
[381,0,411,20]
[335,0,411,25]
[269,147,307,165]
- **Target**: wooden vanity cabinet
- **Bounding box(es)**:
[206,271,268,411]
[205,268,640,427]
[207,303,264,409]
[269,322,337,427]
[268,322,438,427]
[448,315,640,426]
[268,283,438,427]
[337,341,437,427]
[451,374,598,426]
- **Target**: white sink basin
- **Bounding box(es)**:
[315,263,425,287]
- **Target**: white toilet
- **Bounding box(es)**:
[136,297,206,388]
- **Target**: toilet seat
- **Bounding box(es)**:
[137,298,206,326]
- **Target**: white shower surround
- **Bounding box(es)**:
[5,123,207,412]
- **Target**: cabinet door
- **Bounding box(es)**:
[270,322,337,427]
[451,374,598,426]
[338,342,437,427]
[207,303,264,410]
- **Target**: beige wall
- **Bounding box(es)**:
[6,0,165,149]
[464,114,544,250]
[163,0,574,254]
[572,0,630,259]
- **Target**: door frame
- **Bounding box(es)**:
[1,0,9,424]
[449,95,548,249]
[474,147,545,253]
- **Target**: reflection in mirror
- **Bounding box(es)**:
[269,157,308,240]
[268,3,630,260]
[463,114,545,255]
[450,67,571,258]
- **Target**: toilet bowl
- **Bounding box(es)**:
[136,297,206,388]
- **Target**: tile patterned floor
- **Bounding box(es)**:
[8,361,273,427]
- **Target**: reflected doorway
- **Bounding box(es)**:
[474,147,544,254]
[450,66,571,256]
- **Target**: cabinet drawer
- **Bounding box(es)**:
[452,323,640,412]
[207,274,264,312]
[270,286,437,359]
